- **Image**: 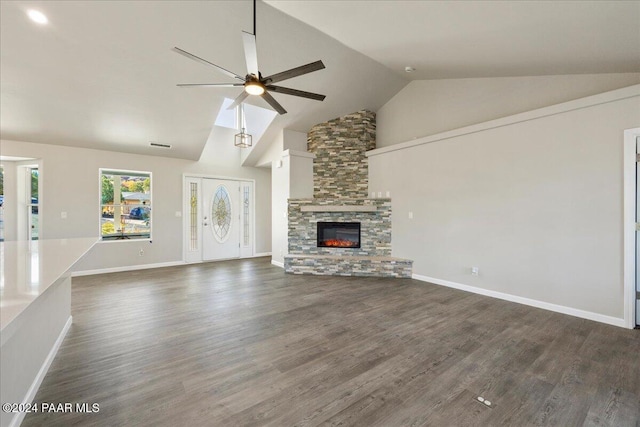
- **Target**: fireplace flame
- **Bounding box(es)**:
[321,239,358,248]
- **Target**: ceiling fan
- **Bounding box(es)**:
[173,0,326,115]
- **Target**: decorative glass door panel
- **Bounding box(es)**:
[212,185,232,243]
[202,179,240,261]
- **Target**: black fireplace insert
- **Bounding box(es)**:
[317,222,361,248]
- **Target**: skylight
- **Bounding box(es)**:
[214,98,278,146]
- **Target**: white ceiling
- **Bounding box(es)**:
[267,0,640,80]
[1,1,638,162]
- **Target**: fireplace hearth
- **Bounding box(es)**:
[317,221,361,248]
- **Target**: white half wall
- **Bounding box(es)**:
[271,149,314,266]
[377,73,640,147]
[368,85,640,322]
[0,133,271,272]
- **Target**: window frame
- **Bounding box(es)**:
[99,168,152,241]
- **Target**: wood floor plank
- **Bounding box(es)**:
[20,257,640,427]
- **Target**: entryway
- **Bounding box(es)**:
[183,176,254,263]
[623,127,640,328]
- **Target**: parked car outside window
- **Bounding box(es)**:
[129,206,150,220]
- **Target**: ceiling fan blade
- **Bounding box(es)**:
[262,60,325,85]
[226,91,249,110]
[266,85,326,101]
[261,91,287,115]
[173,47,244,81]
[241,31,259,77]
[177,83,245,87]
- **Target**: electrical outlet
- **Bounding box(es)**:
[60,212,67,219]
[471,267,479,276]
[408,212,413,219]
[139,249,144,256]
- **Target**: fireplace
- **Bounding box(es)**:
[317,222,361,248]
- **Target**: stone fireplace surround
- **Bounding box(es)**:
[283,110,413,278]
[285,198,412,277]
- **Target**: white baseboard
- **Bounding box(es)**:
[10,316,73,427]
[253,252,272,258]
[73,255,274,277]
[412,274,626,328]
[72,261,185,277]
[271,260,284,268]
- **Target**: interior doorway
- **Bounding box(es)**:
[183,175,254,263]
[636,135,640,327]
[623,127,640,329]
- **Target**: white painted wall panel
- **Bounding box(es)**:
[377,73,640,147]
[0,134,271,271]
[370,90,640,319]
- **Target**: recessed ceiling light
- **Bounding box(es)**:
[404,66,416,73]
[27,9,48,25]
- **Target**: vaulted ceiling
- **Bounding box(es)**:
[267,0,640,80]
[1,1,638,163]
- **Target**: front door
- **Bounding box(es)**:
[202,178,240,261]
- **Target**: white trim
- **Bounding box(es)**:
[271,260,284,268]
[72,254,270,278]
[72,261,185,277]
[282,149,316,159]
[367,84,640,157]
[9,316,72,427]
[412,274,627,328]
[99,168,153,242]
[183,173,257,184]
[623,127,640,329]
[182,174,257,262]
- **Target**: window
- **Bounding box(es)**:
[100,169,151,240]
[29,167,39,240]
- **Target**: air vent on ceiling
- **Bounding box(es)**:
[149,142,172,149]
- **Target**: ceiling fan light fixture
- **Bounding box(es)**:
[245,81,265,96]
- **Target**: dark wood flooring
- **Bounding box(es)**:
[22,257,640,426]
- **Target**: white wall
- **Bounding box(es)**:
[271,152,289,266]
[282,129,308,152]
[0,133,271,272]
[369,86,640,323]
[271,149,314,266]
[377,73,640,147]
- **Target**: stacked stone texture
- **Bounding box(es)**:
[284,109,412,278]
[288,198,391,256]
[307,110,376,199]
[285,256,412,278]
